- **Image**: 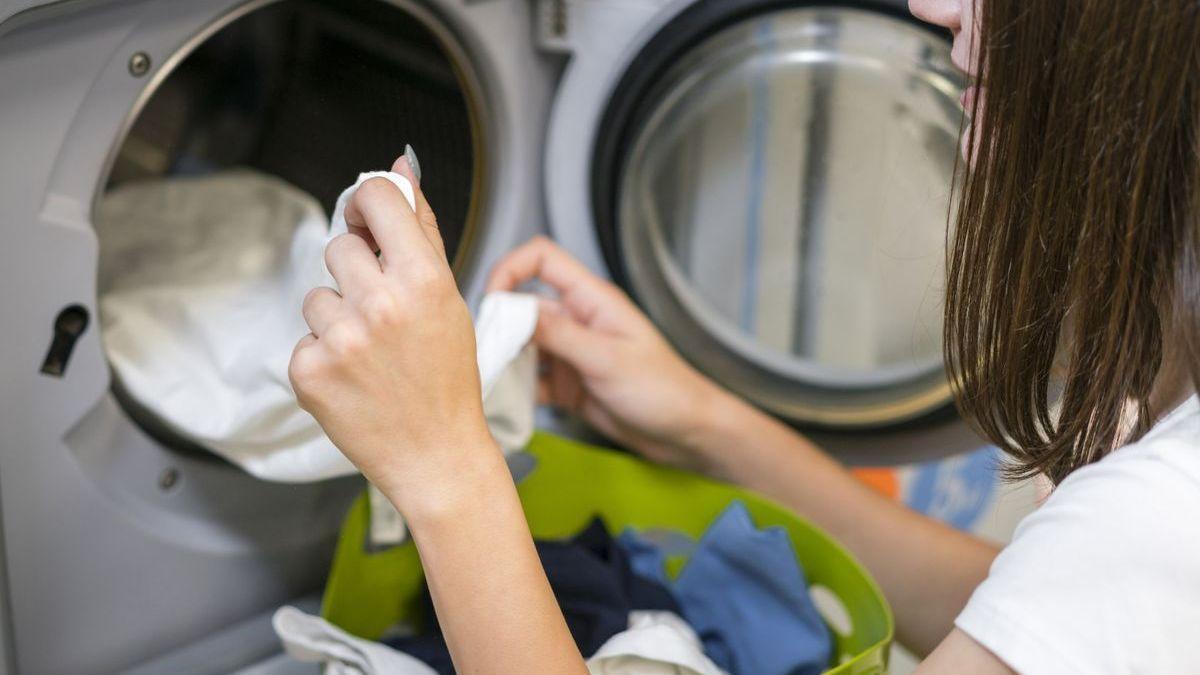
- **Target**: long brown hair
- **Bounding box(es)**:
[946,0,1200,484]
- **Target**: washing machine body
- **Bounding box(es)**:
[0,0,553,672]
[0,0,986,672]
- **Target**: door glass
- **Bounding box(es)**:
[96,0,484,456]
[619,7,962,392]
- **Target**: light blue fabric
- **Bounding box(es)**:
[617,529,671,586]
[618,502,832,675]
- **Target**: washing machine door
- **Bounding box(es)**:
[0,0,504,671]
[546,0,964,432]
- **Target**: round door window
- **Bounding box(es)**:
[598,4,964,428]
[95,0,487,458]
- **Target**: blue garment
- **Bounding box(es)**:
[619,502,833,675]
[618,529,672,586]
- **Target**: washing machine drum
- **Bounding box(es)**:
[593,2,963,429]
[96,0,484,462]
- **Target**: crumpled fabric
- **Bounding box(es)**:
[273,607,726,675]
[587,611,727,675]
[620,502,833,675]
[383,517,682,672]
[273,606,435,675]
[96,169,537,483]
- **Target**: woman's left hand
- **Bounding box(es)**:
[288,155,497,512]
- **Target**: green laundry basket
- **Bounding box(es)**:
[322,432,894,674]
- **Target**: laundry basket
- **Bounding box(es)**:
[321,432,894,674]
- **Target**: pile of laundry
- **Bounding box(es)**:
[96,168,538,486]
[274,501,833,675]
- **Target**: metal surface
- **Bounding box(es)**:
[616,7,963,427]
[127,50,150,76]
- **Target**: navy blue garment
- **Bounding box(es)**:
[387,517,679,673]
[618,502,833,675]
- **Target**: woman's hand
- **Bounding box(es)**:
[290,158,587,675]
[288,156,496,514]
[487,236,735,471]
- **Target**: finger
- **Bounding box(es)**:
[487,236,629,325]
[288,333,321,407]
[346,225,380,254]
[579,398,628,446]
[535,355,584,410]
[548,357,585,411]
[343,176,434,268]
[302,287,342,336]
[324,233,381,296]
[537,376,553,406]
[533,309,614,378]
[392,153,446,261]
[294,332,318,352]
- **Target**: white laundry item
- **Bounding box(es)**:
[97,169,538,483]
[272,607,726,675]
[587,611,728,675]
[273,606,435,675]
[366,484,409,550]
[478,293,539,455]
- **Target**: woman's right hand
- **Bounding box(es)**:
[487,236,735,471]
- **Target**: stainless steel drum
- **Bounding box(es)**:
[595,5,964,428]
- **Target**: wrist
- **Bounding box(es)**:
[677,381,764,475]
[374,433,510,530]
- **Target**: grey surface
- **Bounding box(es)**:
[235,655,321,675]
[123,595,321,675]
[0,0,551,672]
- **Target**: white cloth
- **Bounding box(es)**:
[272,608,726,675]
[97,170,537,482]
[588,611,727,675]
[956,394,1200,675]
[273,606,436,675]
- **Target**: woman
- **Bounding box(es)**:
[288,0,1200,672]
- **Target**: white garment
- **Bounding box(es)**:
[97,170,537,482]
[956,394,1200,675]
[273,606,435,675]
[272,608,727,675]
[588,611,727,675]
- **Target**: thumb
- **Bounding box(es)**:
[534,309,616,379]
[391,149,445,260]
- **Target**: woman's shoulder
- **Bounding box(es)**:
[954,394,1200,674]
[1066,392,1200,495]
[1031,392,1200,546]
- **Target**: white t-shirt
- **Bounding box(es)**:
[956,395,1200,674]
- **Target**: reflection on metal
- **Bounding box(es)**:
[794,14,837,355]
[618,7,964,428]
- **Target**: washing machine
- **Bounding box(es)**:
[0,0,976,673]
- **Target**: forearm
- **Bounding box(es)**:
[690,393,999,656]
[390,442,587,675]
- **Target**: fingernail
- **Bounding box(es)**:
[403,144,422,184]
